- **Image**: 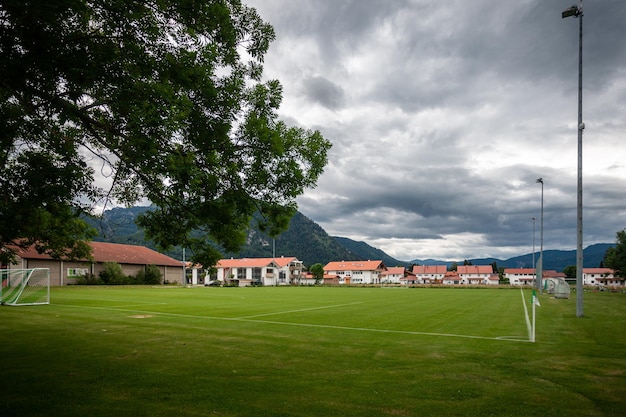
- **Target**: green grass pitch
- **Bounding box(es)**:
[1,286,625,416]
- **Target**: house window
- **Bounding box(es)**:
[279,271,286,283]
[67,268,87,277]
[237,269,246,280]
[252,268,262,281]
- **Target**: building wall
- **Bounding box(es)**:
[9,258,183,286]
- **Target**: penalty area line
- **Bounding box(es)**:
[53,303,531,343]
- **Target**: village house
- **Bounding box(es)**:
[457,265,498,285]
[582,268,621,287]
[4,241,184,285]
[324,260,387,285]
[381,266,411,285]
[504,268,536,286]
[215,256,303,286]
[412,265,447,284]
[505,268,569,286]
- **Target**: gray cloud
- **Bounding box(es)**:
[249,0,626,261]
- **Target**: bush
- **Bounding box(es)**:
[99,262,130,285]
[136,264,162,285]
[74,273,102,285]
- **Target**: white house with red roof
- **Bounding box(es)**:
[215,256,303,286]
[323,260,387,285]
[504,268,536,286]
[412,265,447,284]
[381,266,411,284]
[457,265,498,285]
[582,268,620,286]
[505,268,569,286]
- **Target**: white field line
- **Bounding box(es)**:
[54,303,531,343]
[236,302,363,319]
[520,287,532,342]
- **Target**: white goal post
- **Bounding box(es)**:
[0,268,50,306]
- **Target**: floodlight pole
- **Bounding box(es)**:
[562,1,584,317]
[536,178,544,294]
[530,217,537,287]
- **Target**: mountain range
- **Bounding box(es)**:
[86,206,614,272]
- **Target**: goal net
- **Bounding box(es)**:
[0,268,50,306]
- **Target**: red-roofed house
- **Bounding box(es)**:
[215,256,303,286]
[412,265,447,284]
[457,265,495,285]
[324,260,387,285]
[582,268,621,286]
[381,266,411,284]
[6,241,184,285]
[504,268,536,286]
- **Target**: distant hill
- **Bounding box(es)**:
[87,207,371,266]
[333,237,409,268]
[87,206,614,271]
[411,243,615,272]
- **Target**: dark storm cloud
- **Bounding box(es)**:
[301,76,345,109]
[249,0,626,260]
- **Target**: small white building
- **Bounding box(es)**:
[457,265,495,285]
[381,266,409,284]
[583,268,620,287]
[215,257,303,286]
[324,260,387,285]
[504,268,536,286]
[412,265,446,284]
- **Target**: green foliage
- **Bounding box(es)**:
[0,0,331,267]
[309,263,324,283]
[604,229,626,278]
[137,264,162,285]
[74,273,102,285]
[99,262,129,285]
[563,265,577,278]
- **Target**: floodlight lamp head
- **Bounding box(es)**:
[536,178,543,184]
[562,5,581,19]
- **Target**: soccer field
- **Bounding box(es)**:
[1,286,625,416]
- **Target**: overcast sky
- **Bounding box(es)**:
[245,0,626,262]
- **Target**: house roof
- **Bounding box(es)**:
[324,260,386,271]
[504,268,535,274]
[457,265,493,274]
[412,265,447,274]
[543,270,567,278]
[583,268,614,274]
[216,257,300,269]
[381,266,407,276]
[13,241,182,267]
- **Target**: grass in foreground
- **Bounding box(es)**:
[1,286,625,416]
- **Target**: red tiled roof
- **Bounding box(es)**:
[381,266,407,276]
[324,260,386,271]
[457,265,493,274]
[504,268,535,274]
[412,265,447,274]
[216,257,299,269]
[12,241,182,267]
[583,268,614,274]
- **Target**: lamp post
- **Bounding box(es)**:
[562,1,584,317]
[536,178,544,294]
[530,217,537,287]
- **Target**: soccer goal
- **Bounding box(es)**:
[0,268,50,306]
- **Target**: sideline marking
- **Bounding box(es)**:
[54,303,531,343]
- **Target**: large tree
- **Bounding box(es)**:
[604,229,626,279]
[0,0,331,266]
